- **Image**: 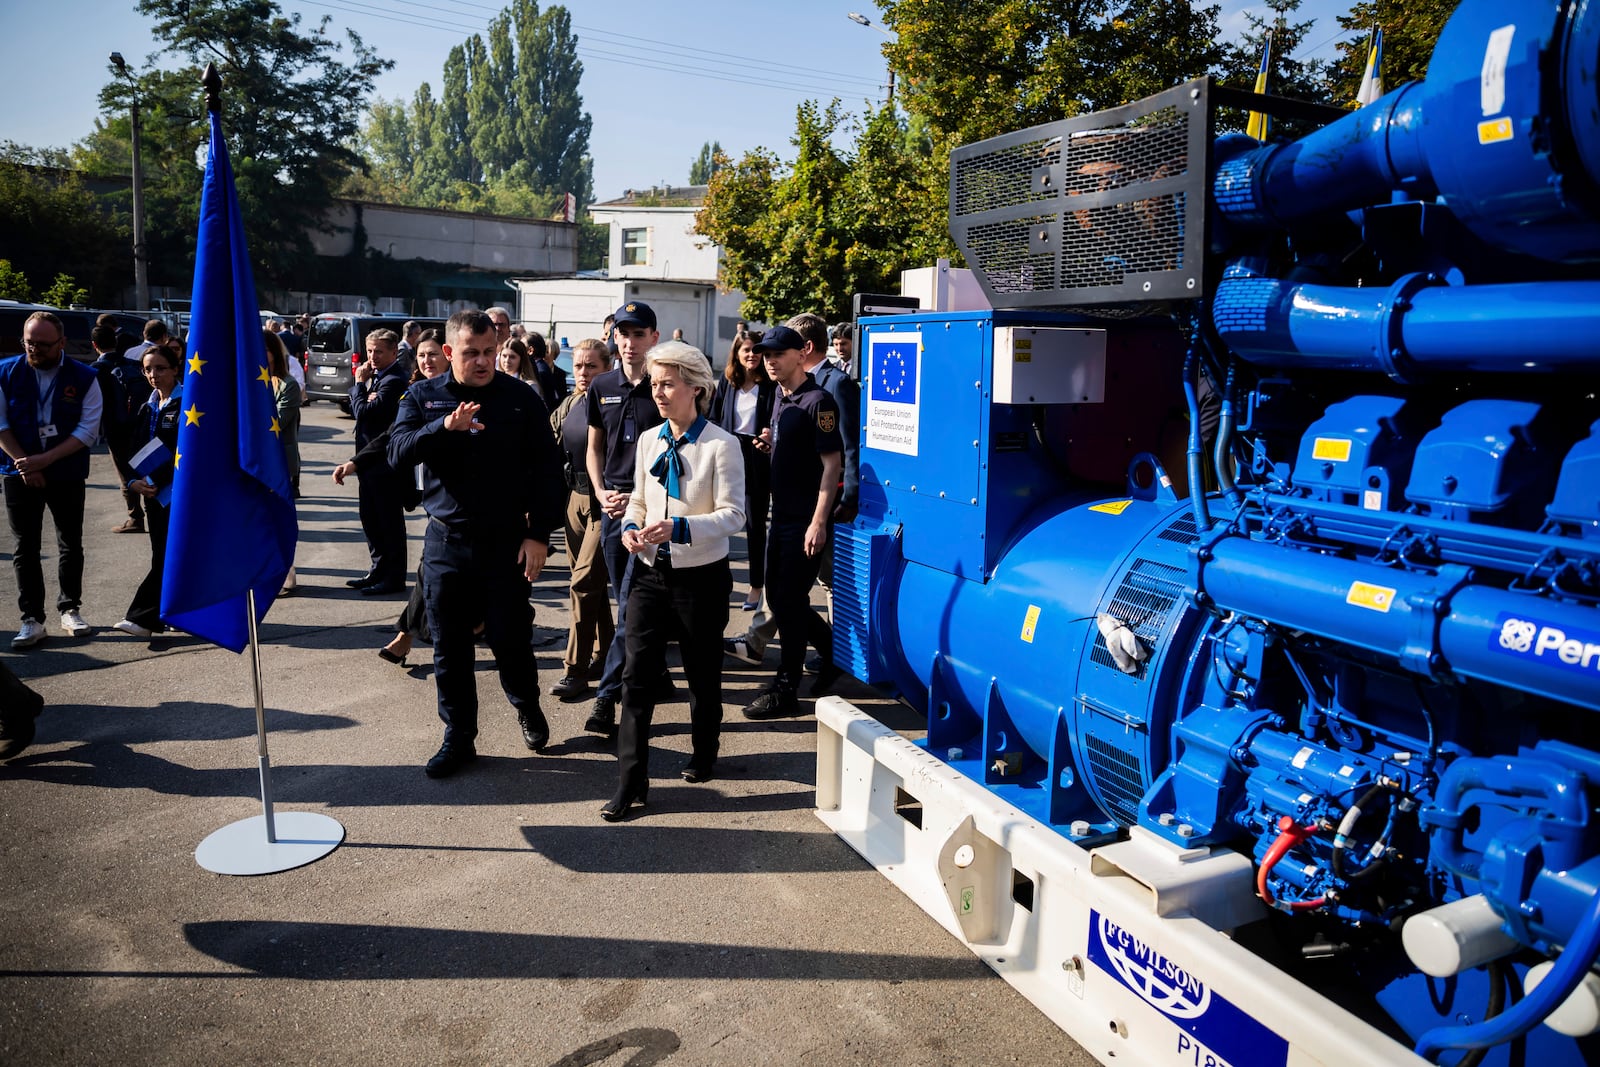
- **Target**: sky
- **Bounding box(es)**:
[0,0,1361,201]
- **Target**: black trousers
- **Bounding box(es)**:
[123,500,170,631]
[3,475,85,621]
[357,466,408,583]
[765,519,831,688]
[617,555,731,793]
[421,522,541,748]
[736,435,771,588]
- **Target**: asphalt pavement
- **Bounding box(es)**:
[0,400,1093,1066]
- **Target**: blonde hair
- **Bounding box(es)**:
[647,340,716,416]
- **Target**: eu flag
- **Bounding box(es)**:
[161,110,297,652]
[870,339,919,405]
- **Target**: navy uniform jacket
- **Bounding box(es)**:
[809,359,860,516]
[388,370,564,545]
[769,375,843,523]
[585,367,663,492]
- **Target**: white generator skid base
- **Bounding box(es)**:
[814,697,1427,1067]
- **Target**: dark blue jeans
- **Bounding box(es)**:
[421,522,540,748]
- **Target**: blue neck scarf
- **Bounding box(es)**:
[650,415,707,500]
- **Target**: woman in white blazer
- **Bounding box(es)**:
[603,341,746,820]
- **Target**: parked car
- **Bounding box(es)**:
[0,302,150,361]
[304,314,444,411]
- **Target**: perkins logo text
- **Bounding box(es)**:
[1493,614,1600,675]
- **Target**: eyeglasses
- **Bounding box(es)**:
[22,339,61,351]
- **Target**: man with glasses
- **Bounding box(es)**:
[0,312,104,647]
[486,307,513,348]
[388,310,565,778]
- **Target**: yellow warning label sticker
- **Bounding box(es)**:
[1015,349,1032,363]
[1346,581,1397,613]
[1021,604,1042,644]
[1312,437,1352,462]
[1089,499,1133,515]
[1478,117,1513,144]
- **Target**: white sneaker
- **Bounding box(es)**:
[12,618,45,649]
[60,610,91,637]
[114,618,153,638]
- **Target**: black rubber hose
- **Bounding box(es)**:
[1453,961,1508,1067]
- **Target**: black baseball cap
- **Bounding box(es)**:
[613,301,657,331]
[753,324,805,353]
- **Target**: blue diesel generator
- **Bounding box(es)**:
[814,2,1600,1064]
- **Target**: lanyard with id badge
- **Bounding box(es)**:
[35,368,61,447]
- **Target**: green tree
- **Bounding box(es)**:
[878,0,1226,146]
[354,1,592,216]
[81,0,391,290]
[1327,0,1452,107]
[689,141,724,185]
[1218,0,1328,135]
[0,260,31,302]
[696,103,955,322]
[40,273,89,307]
[0,143,130,304]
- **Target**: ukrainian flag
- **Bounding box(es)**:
[1356,26,1384,106]
[1246,31,1273,141]
[162,107,298,652]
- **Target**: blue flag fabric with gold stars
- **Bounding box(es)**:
[161,111,297,652]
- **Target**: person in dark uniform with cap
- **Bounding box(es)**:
[740,324,842,719]
[582,301,668,735]
[388,309,565,778]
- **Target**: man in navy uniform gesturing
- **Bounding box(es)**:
[389,310,565,778]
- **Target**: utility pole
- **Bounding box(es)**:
[110,52,150,310]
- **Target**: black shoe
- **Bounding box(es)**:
[583,697,617,736]
[742,686,800,720]
[600,785,647,822]
[361,579,405,596]
[804,653,823,675]
[724,637,762,665]
[346,572,380,589]
[424,743,476,778]
[810,661,845,697]
[550,673,589,700]
[0,709,39,761]
[681,760,714,784]
[377,646,407,667]
[517,708,550,752]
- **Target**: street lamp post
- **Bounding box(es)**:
[109,52,150,312]
[847,12,897,106]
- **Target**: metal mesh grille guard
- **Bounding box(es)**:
[950,78,1213,312]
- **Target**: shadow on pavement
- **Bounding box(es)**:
[522,824,863,875]
[178,920,989,982]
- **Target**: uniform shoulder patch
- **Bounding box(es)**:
[816,409,836,434]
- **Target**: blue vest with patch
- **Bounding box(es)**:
[0,355,97,482]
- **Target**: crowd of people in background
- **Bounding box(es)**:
[0,301,863,822]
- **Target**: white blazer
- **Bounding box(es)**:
[624,418,746,569]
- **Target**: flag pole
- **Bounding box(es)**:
[245,588,277,843]
[187,60,342,875]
